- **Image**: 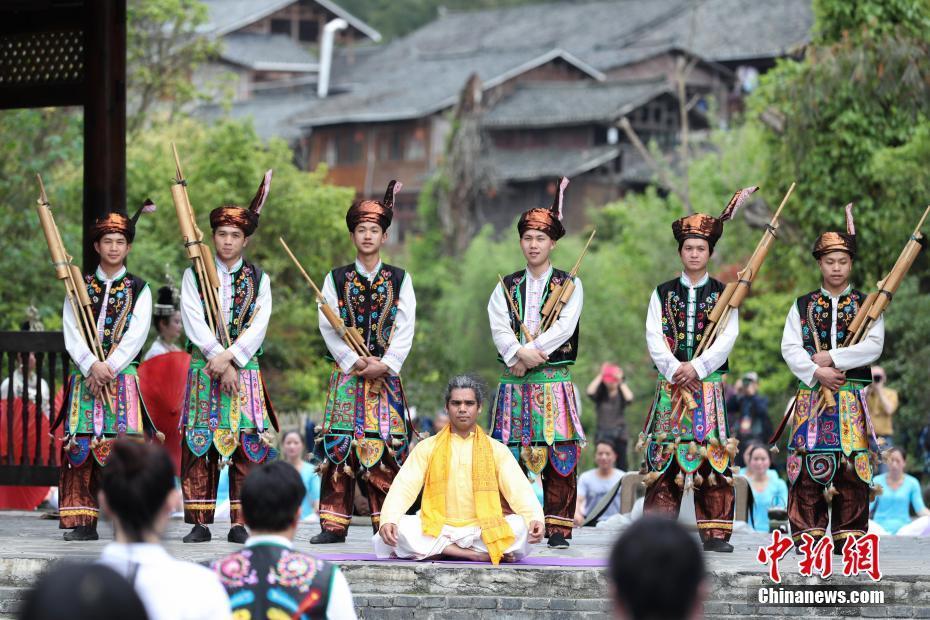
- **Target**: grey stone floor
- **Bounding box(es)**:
[1,510,928,577]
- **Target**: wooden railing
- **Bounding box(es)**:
[0,331,70,486]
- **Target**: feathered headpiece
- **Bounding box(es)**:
[813,203,857,259]
[90,199,156,243]
[672,186,758,250]
[346,180,401,231]
[517,176,569,240]
[209,169,273,237]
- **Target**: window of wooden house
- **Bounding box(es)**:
[298,19,319,42]
[270,18,292,37]
[406,127,427,161]
[329,132,363,164]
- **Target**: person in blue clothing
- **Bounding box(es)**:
[871,447,930,534]
[741,443,788,533]
[281,430,321,521]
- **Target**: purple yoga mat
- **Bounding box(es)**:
[312,552,607,567]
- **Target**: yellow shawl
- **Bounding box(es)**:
[420,426,515,565]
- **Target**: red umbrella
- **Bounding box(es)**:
[138,351,191,475]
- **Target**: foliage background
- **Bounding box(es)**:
[2,0,929,470]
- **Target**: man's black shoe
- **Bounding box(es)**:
[310,530,346,544]
[182,524,211,543]
[547,533,570,549]
[228,525,250,544]
[63,525,98,541]
[703,538,734,553]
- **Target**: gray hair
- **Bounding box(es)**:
[444,374,486,408]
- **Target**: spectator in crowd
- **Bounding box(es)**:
[865,366,898,453]
[212,461,356,619]
[740,443,787,533]
[871,447,930,534]
[433,410,450,435]
[727,372,771,466]
[574,440,624,526]
[19,563,149,620]
[586,363,634,470]
[608,517,706,620]
[280,430,321,522]
[97,440,230,620]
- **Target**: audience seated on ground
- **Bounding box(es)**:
[374,375,544,564]
[96,440,231,620]
[871,447,930,534]
[608,517,707,620]
[20,563,149,620]
[211,460,357,619]
[575,440,625,526]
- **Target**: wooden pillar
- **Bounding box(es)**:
[82,0,126,271]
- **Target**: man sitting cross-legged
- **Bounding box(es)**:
[374,375,544,564]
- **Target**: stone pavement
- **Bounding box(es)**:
[0,511,928,618]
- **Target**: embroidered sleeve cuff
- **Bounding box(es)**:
[205,340,227,360]
[503,343,521,367]
[692,358,709,380]
[336,350,360,374]
[77,351,94,376]
[382,350,403,375]
[230,343,251,368]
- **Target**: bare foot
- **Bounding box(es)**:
[500,552,516,563]
[441,544,492,562]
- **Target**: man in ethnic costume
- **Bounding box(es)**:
[641,188,756,553]
[180,171,277,544]
[779,204,883,550]
[488,177,584,549]
[311,180,416,545]
[55,203,158,541]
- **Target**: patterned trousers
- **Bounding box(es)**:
[180,440,257,526]
[318,447,400,536]
[787,452,869,546]
[644,459,735,542]
[59,446,101,529]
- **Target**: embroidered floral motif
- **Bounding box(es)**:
[268,551,319,593]
[86,273,136,356]
[338,269,399,355]
[799,290,862,355]
[215,551,259,587]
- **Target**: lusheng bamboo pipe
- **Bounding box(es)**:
[170,143,230,347]
[35,174,117,416]
[537,229,596,336]
[814,205,929,413]
[670,183,795,425]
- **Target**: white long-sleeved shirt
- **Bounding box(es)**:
[180,258,272,368]
[645,272,739,382]
[318,259,416,375]
[781,286,884,387]
[63,265,152,377]
[99,543,231,620]
[488,266,584,367]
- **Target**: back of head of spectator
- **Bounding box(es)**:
[20,563,148,620]
[100,440,176,542]
[241,459,306,536]
[608,517,706,620]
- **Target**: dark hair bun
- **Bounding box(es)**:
[156,286,175,306]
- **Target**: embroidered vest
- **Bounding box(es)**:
[500,268,580,365]
[332,263,405,358]
[655,276,729,373]
[213,545,334,620]
[85,272,147,357]
[796,288,872,382]
[195,260,264,343]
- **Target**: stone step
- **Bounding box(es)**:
[353,593,612,619]
[0,585,27,617]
